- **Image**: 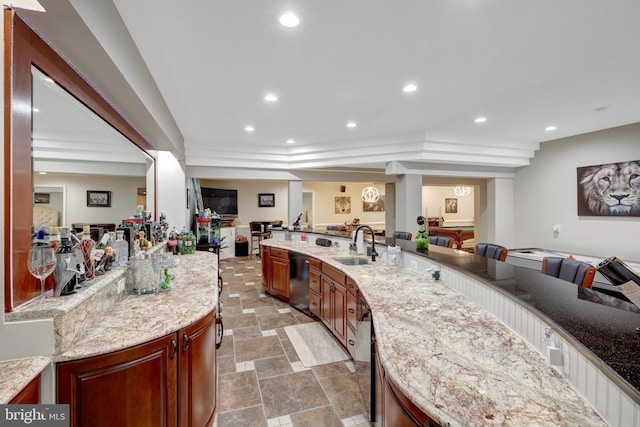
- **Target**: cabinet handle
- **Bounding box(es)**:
[170,338,177,359]
[348,308,355,314]
[348,283,354,289]
[312,302,318,306]
[182,332,190,353]
[348,339,355,346]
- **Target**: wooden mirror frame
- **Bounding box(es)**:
[3,11,158,311]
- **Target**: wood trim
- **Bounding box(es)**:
[4,12,157,311]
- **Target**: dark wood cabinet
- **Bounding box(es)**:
[261,247,271,291]
[57,313,217,427]
[270,255,290,300]
[10,375,41,404]
[57,333,177,427]
[178,313,217,427]
[374,342,385,426]
[320,263,348,347]
[262,247,289,300]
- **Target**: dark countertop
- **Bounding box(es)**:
[421,245,640,401]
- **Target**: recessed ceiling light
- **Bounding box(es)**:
[244,125,255,133]
[264,93,278,102]
[474,117,487,123]
[347,121,357,128]
[32,107,39,112]
[545,126,557,132]
[279,12,300,28]
[39,172,47,175]
[286,139,295,144]
[402,83,417,93]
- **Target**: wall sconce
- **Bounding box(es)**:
[362,186,380,202]
[453,186,471,197]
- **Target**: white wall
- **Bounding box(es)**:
[514,122,640,260]
[199,179,290,228]
[33,174,145,227]
[157,151,187,230]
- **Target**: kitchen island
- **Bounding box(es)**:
[6,250,219,427]
[261,237,632,426]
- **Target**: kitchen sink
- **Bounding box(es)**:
[333,257,369,266]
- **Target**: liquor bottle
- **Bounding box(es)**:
[112,230,129,267]
[53,228,79,296]
[80,225,96,280]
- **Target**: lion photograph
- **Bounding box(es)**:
[577,160,640,216]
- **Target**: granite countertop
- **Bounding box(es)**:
[262,239,605,427]
[0,356,50,403]
[55,251,218,362]
[8,251,218,363]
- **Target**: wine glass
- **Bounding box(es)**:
[27,246,57,303]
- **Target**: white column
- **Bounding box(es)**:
[288,181,303,226]
[385,183,396,236]
[482,178,514,247]
[156,151,187,229]
[395,175,423,234]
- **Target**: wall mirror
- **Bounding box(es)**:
[5,13,157,311]
[31,67,154,232]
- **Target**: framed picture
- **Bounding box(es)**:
[577,160,640,217]
[34,193,50,204]
[335,196,352,214]
[445,198,458,213]
[363,195,385,212]
[258,193,275,207]
[87,190,111,207]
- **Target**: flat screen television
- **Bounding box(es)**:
[201,187,238,216]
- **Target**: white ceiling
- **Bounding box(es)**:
[18,0,640,179]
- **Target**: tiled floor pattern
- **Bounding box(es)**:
[214,256,370,427]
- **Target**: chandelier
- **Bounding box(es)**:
[453,186,471,197]
[361,186,380,202]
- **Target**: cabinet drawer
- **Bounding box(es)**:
[270,248,288,259]
[310,291,321,317]
[346,291,357,330]
[310,258,322,271]
[346,324,357,360]
[322,263,345,284]
[310,269,321,294]
[346,277,357,296]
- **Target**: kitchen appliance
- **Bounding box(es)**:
[289,252,311,316]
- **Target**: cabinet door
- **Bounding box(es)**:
[261,248,271,291]
[178,312,217,427]
[271,256,290,300]
[374,343,385,427]
[10,375,40,404]
[320,276,332,328]
[331,282,347,347]
[57,334,178,427]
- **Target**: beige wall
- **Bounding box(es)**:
[33,174,146,227]
[514,122,640,260]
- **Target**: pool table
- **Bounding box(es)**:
[429,226,474,250]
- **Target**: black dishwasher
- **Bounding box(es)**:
[289,252,312,316]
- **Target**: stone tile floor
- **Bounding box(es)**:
[213,256,370,427]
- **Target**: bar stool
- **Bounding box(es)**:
[250,222,272,256]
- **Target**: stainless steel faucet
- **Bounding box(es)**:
[353,225,378,262]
